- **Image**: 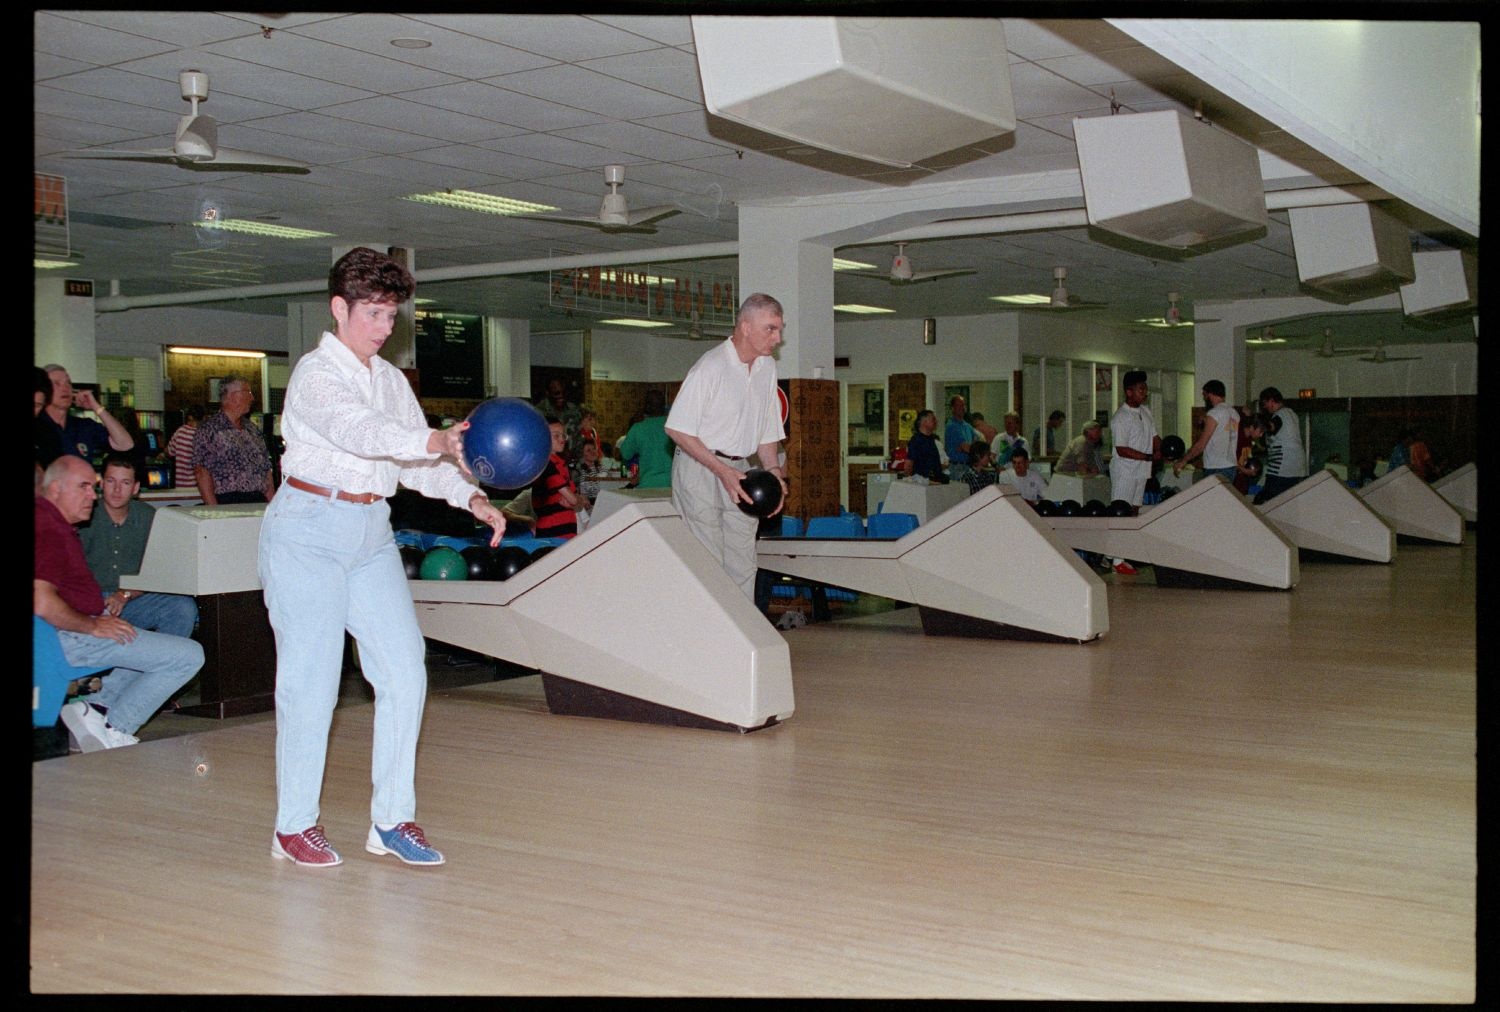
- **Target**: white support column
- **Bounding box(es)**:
[735,205,835,379]
[486,317,531,398]
[34,277,98,380]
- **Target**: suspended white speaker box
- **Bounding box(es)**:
[690,16,1015,168]
[1073,110,1266,249]
[1288,203,1414,302]
[1399,249,1478,317]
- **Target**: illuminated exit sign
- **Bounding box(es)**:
[1298,388,1316,399]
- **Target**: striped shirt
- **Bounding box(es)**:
[531,453,577,539]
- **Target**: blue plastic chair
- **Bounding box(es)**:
[866,511,918,540]
[806,515,864,540]
[33,616,110,729]
[779,516,804,538]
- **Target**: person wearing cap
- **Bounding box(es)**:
[1173,379,1239,483]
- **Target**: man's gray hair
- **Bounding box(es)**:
[736,292,784,324]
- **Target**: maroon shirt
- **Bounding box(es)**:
[35,496,105,616]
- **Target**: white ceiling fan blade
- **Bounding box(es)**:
[624,205,681,227]
[189,148,311,173]
[62,148,181,164]
[512,213,660,234]
[901,268,977,284]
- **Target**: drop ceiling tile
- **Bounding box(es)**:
[202,31,461,94]
[290,13,557,78]
[55,10,273,47]
[403,81,606,133]
[550,120,731,162]
[43,67,296,123]
[34,115,149,149]
[1036,46,1187,88]
[1007,61,1118,120]
[35,52,97,81]
[239,111,428,154]
[407,144,565,182]
[578,47,704,102]
[117,51,375,109]
[1000,18,1136,62]
[410,14,661,62]
[319,96,522,144]
[590,15,696,48]
[34,12,178,64]
[34,84,179,135]
[486,65,698,120]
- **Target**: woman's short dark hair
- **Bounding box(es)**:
[329,246,415,305]
[912,409,935,436]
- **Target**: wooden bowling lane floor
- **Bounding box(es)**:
[30,540,1475,998]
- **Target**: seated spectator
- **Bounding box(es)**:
[956,440,1000,493]
[1390,426,1434,481]
[1033,410,1066,457]
[531,417,582,539]
[570,440,605,506]
[79,453,199,640]
[1056,421,1105,476]
[35,455,203,751]
[999,446,1048,502]
[571,407,602,463]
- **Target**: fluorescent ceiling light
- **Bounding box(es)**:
[167,346,268,358]
[599,318,672,328]
[193,219,332,239]
[404,190,559,216]
[989,293,1051,305]
[1245,336,1287,345]
[34,258,78,269]
[834,304,895,314]
[1133,317,1195,328]
[833,257,877,271]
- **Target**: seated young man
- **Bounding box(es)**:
[999,447,1048,502]
[35,456,204,751]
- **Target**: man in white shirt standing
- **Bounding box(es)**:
[1256,386,1308,504]
[1174,379,1239,483]
[258,247,506,869]
[665,292,788,599]
[1108,370,1161,575]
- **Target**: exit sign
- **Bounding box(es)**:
[64,279,93,297]
[1298,388,1316,399]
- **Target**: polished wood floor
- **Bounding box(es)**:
[30,536,1475,999]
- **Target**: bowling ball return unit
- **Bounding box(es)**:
[1045,475,1301,590]
[756,486,1109,643]
[407,501,794,733]
[1251,469,1396,563]
[1356,464,1465,544]
[1430,462,1477,525]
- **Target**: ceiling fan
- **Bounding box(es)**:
[850,243,976,285]
[62,70,310,174]
[1357,337,1421,364]
[514,164,681,234]
[1309,327,1369,358]
[659,308,731,341]
[1011,267,1108,311]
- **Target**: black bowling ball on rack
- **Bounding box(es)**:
[399,545,425,580]
[1083,499,1107,517]
[493,545,533,581]
[1058,499,1083,517]
[460,545,498,581]
[1033,500,1058,517]
[1107,499,1135,518]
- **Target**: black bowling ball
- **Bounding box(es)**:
[736,468,784,519]
[1107,499,1135,518]
[399,545,425,580]
[1161,434,1186,461]
[460,545,498,581]
[494,545,533,581]
[1083,499,1107,517]
[1058,499,1082,517]
[530,545,555,562]
[1034,499,1058,517]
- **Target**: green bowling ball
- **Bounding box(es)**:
[419,546,468,581]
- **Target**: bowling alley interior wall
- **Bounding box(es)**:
[784,378,841,520]
[583,379,677,450]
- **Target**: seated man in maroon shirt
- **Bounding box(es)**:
[34,455,204,751]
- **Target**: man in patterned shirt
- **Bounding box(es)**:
[194,375,275,505]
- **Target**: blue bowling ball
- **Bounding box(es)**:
[462,397,552,489]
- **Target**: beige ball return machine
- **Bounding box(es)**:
[756,486,1108,643]
[1355,464,1465,544]
[1251,469,1396,563]
[1431,462,1477,524]
[1046,475,1299,590]
[410,501,794,733]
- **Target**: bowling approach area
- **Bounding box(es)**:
[30,528,1474,999]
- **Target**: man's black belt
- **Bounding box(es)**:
[713,450,746,461]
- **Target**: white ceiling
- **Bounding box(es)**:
[34,12,1477,351]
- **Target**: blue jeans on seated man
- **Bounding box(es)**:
[118,592,198,639]
[57,626,204,736]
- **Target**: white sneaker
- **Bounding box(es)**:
[59,701,138,752]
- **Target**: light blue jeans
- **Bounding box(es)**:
[58,626,204,735]
[258,484,429,835]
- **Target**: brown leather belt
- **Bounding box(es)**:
[713,450,746,461]
[284,476,384,504]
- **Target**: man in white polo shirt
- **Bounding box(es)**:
[665,292,788,598]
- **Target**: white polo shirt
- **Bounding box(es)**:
[665,337,784,457]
